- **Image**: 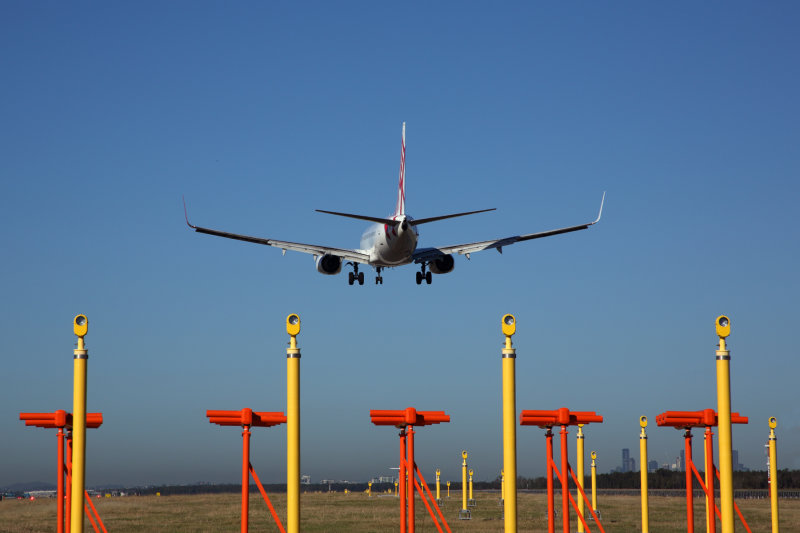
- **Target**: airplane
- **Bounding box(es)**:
[184,123,605,286]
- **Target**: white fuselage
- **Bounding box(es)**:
[360,215,419,266]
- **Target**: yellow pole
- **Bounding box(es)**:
[436,469,441,501]
[461,451,468,511]
[468,469,474,502]
[368,482,372,498]
[501,469,505,503]
[590,451,598,514]
[71,315,89,533]
[395,481,398,496]
[447,481,450,499]
[768,417,779,533]
[577,424,585,532]
[286,314,301,533]
[714,315,734,533]
[639,416,649,533]
[501,314,518,533]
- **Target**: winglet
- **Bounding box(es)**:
[591,191,606,225]
[183,196,197,229]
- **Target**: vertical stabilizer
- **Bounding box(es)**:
[395,122,406,216]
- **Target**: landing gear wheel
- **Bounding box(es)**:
[358,271,364,285]
[416,271,422,285]
[425,271,432,285]
[348,272,355,285]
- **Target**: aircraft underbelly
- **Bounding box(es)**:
[374,232,416,266]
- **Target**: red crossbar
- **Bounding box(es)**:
[206,408,286,427]
[20,411,103,429]
[656,409,748,428]
[520,407,603,427]
[370,407,450,427]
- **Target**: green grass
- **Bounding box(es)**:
[1,491,797,532]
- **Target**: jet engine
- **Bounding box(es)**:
[428,254,455,274]
[315,254,342,275]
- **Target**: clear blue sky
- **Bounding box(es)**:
[2,2,799,488]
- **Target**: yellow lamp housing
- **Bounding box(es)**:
[461,450,468,460]
[591,451,597,460]
[640,415,648,428]
[501,314,516,336]
[769,416,777,429]
[286,314,301,336]
[73,314,88,337]
[716,315,731,338]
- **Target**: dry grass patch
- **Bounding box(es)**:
[1,492,798,532]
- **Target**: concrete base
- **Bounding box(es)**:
[458,509,472,520]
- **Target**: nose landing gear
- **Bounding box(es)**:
[347,262,364,285]
[375,267,384,285]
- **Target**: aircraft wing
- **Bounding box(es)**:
[413,192,605,262]
[185,202,371,264]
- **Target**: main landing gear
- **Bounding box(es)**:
[416,263,432,285]
[347,262,364,286]
[375,267,384,285]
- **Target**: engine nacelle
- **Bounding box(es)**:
[428,254,455,275]
[315,254,342,275]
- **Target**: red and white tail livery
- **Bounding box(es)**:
[395,121,406,217]
[185,123,605,285]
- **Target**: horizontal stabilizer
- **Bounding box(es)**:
[315,209,401,226]
[409,208,496,226]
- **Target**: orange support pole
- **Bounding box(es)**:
[520,408,604,533]
[413,464,451,533]
[19,410,103,533]
[706,428,716,533]
[399,428,407,533]
[84,490,108,533]
[407,426,415,533]
[66,431,72,533]
[57,427,65,533]
[657,409,749,533]
[546,428,555,533]
[249,464,286,533]
[242,424,251,533]
[370,408,450,533]
[206,408,286,533]
[560,424,570,533]
[684,430,694,533]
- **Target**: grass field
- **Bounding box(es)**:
[2,491,798,532]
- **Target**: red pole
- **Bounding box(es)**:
[685,430,694,533]
[560,425,570,533]
[66,431,72,533]
[407,426,415,533]
[399,428,406,533]
[242,425,251,533]
[57,428,65,533]
[706,428,716,533]
[546,428,555,533]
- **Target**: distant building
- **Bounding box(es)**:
[732,449,748,471]
[621,448,635,472]
[301,474,311,485]
[679,450,685,471]
[648,460,658,473]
